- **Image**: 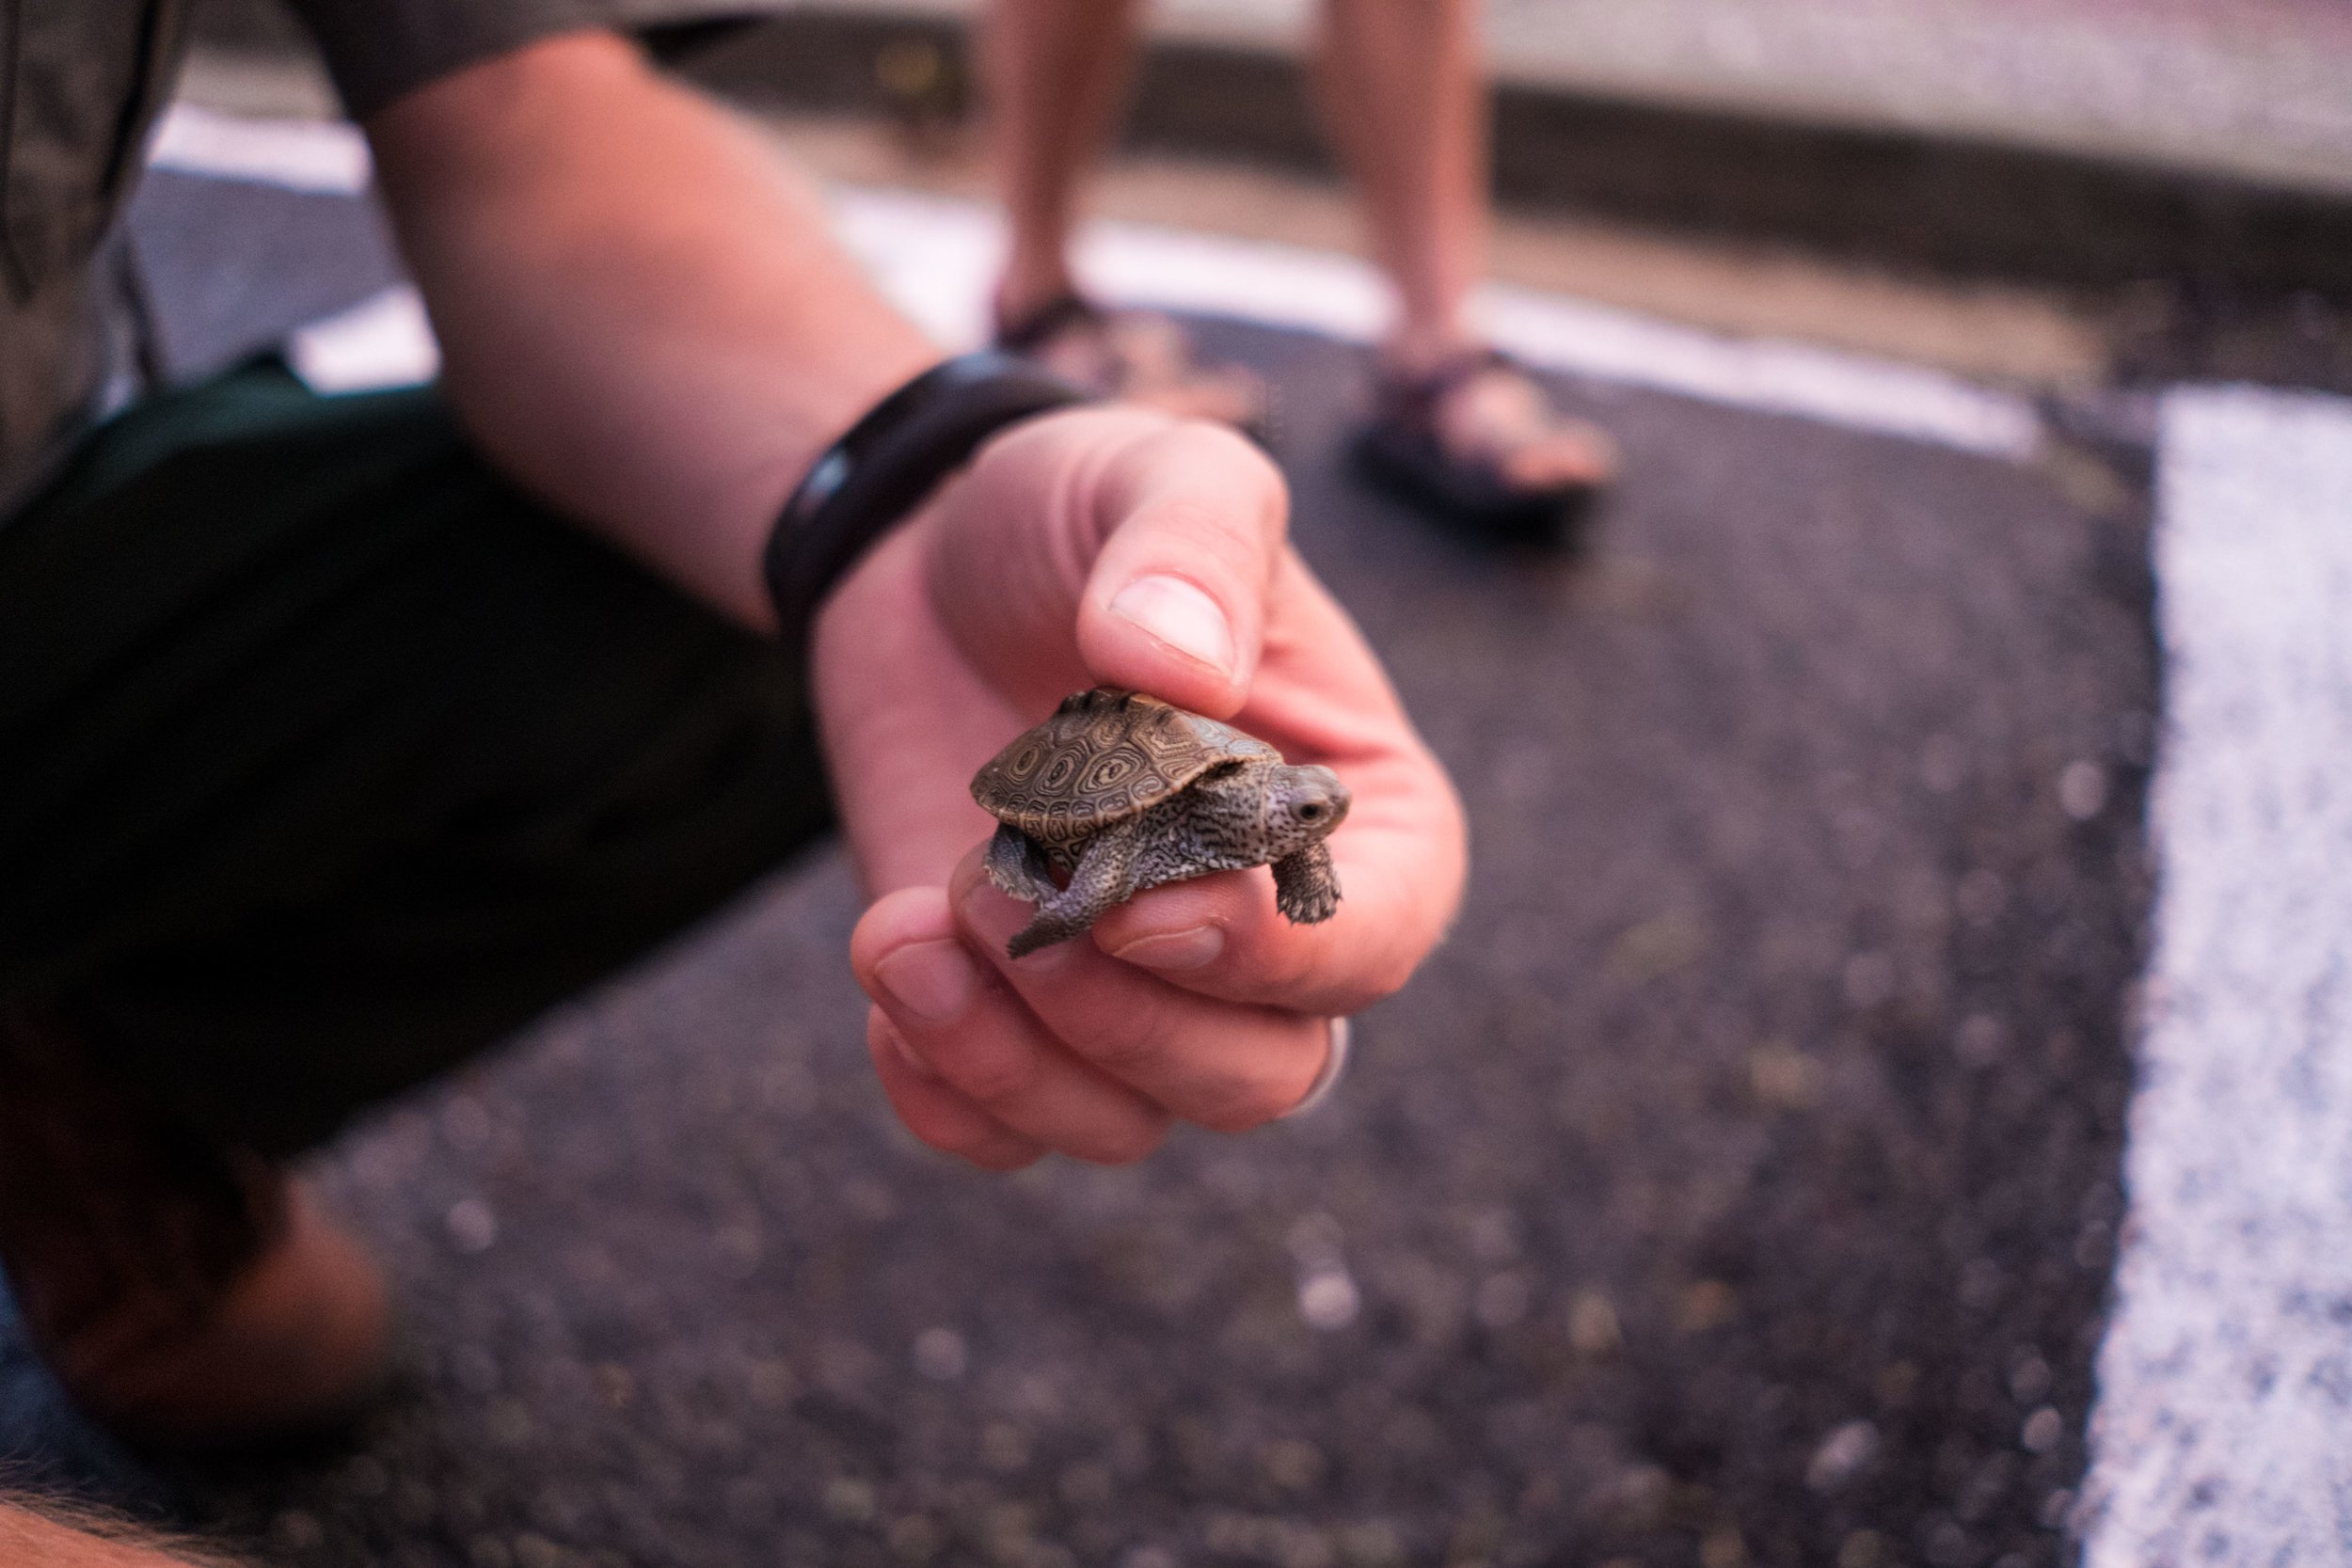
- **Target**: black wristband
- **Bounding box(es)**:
[762,350,1091,650]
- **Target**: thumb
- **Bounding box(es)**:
[1073,419,1289,719]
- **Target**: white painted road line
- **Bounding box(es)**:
[287,285,441,392]
[830,185,2044,460]
[148,103,371,195]
[2082,385,2352,1567]
[145,106,2042,455]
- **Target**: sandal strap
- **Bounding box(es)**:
[995,293,1265,428]
[1372,345,1518,432]
[993,292,1144,400]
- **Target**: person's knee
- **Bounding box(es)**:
[0,1497,245,1567]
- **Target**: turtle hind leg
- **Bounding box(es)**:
[1009,830,1136,958]
[985,822,1057,904]
[1272,841,1341,924]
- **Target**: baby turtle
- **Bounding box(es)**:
[971,687,1350,958]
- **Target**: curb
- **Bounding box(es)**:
[675,7,2352,301]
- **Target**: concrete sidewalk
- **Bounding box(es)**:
[851,0,2352,198]
[673,0,2352,298]
[195,0,2352,200]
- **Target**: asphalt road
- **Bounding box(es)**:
[2,166,2160,1568]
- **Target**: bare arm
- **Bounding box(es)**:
[362,29,938,630]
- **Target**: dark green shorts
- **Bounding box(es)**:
[0,363,833,1156]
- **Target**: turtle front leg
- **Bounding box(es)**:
[985,822,1057,905]
[1271,841,1341,925]
[1009,828,1137,958]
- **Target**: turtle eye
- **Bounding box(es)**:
[1294,801,1325,822]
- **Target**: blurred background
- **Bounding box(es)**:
[189,0,2352,391]
[16,3,2349,1567]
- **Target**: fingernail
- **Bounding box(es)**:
[1108,924,1226,972]
[874,940,978,1023]
[1108,575,1234,677]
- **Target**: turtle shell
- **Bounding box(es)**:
[972,687,1279,843]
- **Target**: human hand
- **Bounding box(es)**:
[813,406,1466,1167]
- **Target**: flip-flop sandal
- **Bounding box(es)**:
[997,293,1272,439]
[1352,347,1615,542]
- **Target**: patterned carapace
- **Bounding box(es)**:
[974,689,1278,844]
[970,689,1349,958]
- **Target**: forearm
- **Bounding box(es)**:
[365,31,938,629]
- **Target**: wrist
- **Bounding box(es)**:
[762,351,1092,657]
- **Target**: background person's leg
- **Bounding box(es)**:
[1312,0,1615,507]
[980,0,1267,426]
[984,0,1147,329]
[1312,0,1489,372]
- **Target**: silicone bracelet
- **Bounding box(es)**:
[761,350,1090,650]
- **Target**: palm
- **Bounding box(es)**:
[812,515,1042,900]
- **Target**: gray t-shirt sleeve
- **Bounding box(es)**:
[288,0,793,119]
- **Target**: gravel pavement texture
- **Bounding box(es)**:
[2,174,2164,1568]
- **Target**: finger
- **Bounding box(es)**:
[1089,553,1470,1016]
[950,854,1330,1133]
[852,886,1172,1164]
[929,408,1290,717]
[866,1010,1044,1171]
[1083,780,1448,1017]
[1071,418,1288,717]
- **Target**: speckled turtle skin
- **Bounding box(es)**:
[971,688,1351,958]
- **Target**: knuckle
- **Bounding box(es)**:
[1078,1029,1163,1082]
[1165,415,1267,473]
[1071,993,1182,1078]
[1215,425,1285,499]
[947,1043,1045,1109]
[1150,497,1270,587]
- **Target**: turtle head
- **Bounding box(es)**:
[1262,763,1350,855]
